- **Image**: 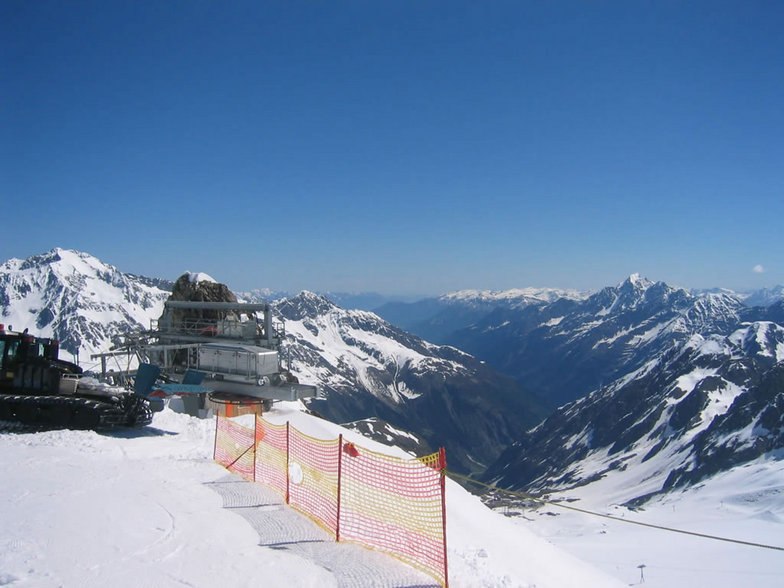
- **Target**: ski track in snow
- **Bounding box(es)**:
[205,474,438,587]
[0,404,629,588]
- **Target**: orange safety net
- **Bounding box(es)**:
[288,425,340,535]
[254,418,287,497]
[339,442,446,585]
[214,416,448,587]
[213,416,255,481]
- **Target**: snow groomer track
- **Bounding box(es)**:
[206,473,439,587]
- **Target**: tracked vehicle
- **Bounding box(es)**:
[0,325,152,429]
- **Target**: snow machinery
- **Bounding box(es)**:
[123,301,319,415]
[0,324,153,429]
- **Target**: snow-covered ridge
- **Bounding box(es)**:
[273,290,547,475]
[442,286,588,306]
[486,319,784,507]
[185,271,216,284]
[277,292,472,405]
[448,273,758,408]
[0,248,170,359]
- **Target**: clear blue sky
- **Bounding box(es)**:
[2,1,782,295]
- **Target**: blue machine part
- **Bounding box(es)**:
[134,363,211,412]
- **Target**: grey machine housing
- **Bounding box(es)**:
[137,301,320,405]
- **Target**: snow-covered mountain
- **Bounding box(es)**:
[742,284,784,307]
[483,319,784,504]
[236,288,291,304]
[4,249,782,501]
[274,291,550,474]
[374,286,587,344]
[440,287,587,307]
[446,274,753,406]
[0,248,171,361]
[238,289,419,311]
[0,250,548,475]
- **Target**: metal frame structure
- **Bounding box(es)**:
[97,301,319,412]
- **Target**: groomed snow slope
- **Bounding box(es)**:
[514,451,784,587]
[0,403,622,588]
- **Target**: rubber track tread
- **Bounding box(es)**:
[0,394,153,430]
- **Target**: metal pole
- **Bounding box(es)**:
[440,447,449,588]
[336,434,343,542]
[264,306,273,347]
[286,421,290,504]
[253,416,257,483]
[213,415,220,461]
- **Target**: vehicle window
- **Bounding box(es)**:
[3,341,19,370]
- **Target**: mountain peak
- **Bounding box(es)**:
[277,290,337,320]
[1,249,171,355]
[183,271,217,284]
[619,273,654,290]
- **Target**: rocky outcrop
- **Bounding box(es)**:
[161,272,240,326]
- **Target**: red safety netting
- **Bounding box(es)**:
[213,416,448,587]
[288,425,340,535]
[339,442,447,585]
[213,416,255,481]
[254,418,287,496]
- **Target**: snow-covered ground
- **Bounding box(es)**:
[0,403,622,588]
[513,452,784,587]
[3,401,782,587]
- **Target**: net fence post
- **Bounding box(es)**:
[440,446,449,588]
[252,416,257,483]
[213,415,220,461]
[285,421,291,505]
[336,433,343,542]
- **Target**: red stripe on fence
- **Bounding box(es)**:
[214,415,448,587]
[254,418,287,496]
[338,439,447,584]
[213,415,255,481]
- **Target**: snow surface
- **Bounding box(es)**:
[7,401,780,587]
[283,308,468,404]
[0,403,623,588]
[442,287,587,305]
[186,272,217,284]
[518,454,784,587]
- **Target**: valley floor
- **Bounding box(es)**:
[509,456,784,587]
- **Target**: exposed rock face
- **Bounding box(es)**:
[482,321,784,504]
[276,291,551,475]
[0,248,170,357]
[445,275,749,406]
[161,273,239,325]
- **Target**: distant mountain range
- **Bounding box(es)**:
[0,249,547,475]
[2,248,783,499]
[444,274,757,406]
[482,319,784,504]
[274,291,549,474]
[372,287,588,344]
[239,289,424,311]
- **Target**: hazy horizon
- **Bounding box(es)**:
[2,246,782,302]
